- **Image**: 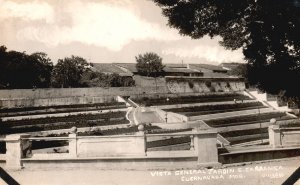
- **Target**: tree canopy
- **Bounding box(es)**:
[51,56,91,88]
[80,71,135,87]
[135,52,165,77]
[153,0,300,100]
[0,46,53,89]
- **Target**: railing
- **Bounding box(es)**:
[269,125,300,148]
[2,128,219,170]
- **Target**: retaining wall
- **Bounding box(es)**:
[0,77,245,109]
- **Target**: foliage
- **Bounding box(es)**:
[153,0,300,100]
[51,55,91,88]
[135,52,165,77]
[80,71,135,87]
[227,64,247,78]
[0,45,53,88]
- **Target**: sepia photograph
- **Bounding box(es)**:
[0,0,300,184]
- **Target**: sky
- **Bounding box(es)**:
[0,0,244,64]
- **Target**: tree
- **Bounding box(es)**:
[29,52,53,88]
[153,0,300,101]
[136,52,165,92]
[135,52,165,77]
[80,71,135,87]
[0,46,53,89]
[228,64,247,77]
[51,56,91,88]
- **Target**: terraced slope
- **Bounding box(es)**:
[131,93,251,106]
[204,112,290,128]
[0,102,126,117]
[164,101,265,116]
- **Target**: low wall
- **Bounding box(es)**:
[0,87,168,100]
[0,77,246,109]
[3,129,219,170]
[76,133,146,157]
[269,125,300,148]
[0,87,168,109]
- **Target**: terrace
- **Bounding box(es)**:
[131,93,252,107]
[164,101,266,116]
[0,101,130,136]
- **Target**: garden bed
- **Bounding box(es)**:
[1,111,127,126]
[146,136,191,148]
[165,102,265,116]
[220,128,268,138]
[205,112,290,128]
[0,118,129,135]
[0,111,129,135]
[132,93,252,106]
[228,134,269,145]
[0,102,126,117]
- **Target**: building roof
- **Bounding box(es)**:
[92,63,226,76]
[163,66,201,73]
[202,72,230,78]
[165,63,187,68]
[220,62,245,70]
[189,64,228,72]
[114,63,138,73]
[91,63,133,76]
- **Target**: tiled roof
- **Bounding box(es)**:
[189,64,227,72]
[114,63,138,73]
[91,63,133,76]
[163,66,201,73]
[165,63,187,68]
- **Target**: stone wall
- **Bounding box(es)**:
[0,77,245,109]
[0,86,168,99]
[0,87,168,108]
[166,77,245,94]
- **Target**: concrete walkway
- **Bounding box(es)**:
[134,107,164,125]
[2,157,300,185]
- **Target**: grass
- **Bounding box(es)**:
[220,128,268,138]
[280,122,300,128]
[0,102,126,117]
[146,136,190,148]
[228,134,269,145]
[0,111,129,135]
[1,111,127,126]
[165,102,266,116]
[0,118,129,135]
[205,112,289,127]
[184,106,266,116]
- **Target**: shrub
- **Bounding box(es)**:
[209,86,216,92]
[205,81,212,87]
[188,81,194,89]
